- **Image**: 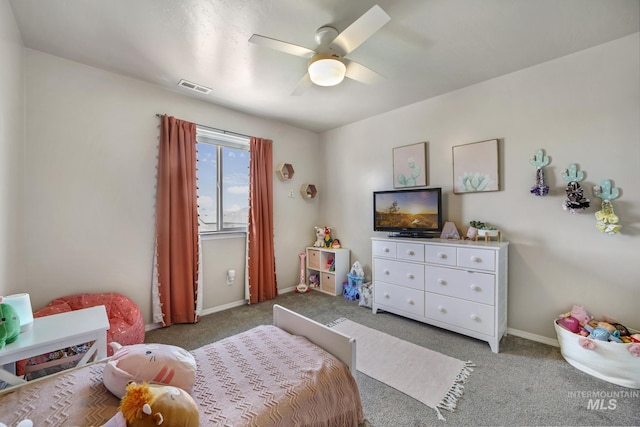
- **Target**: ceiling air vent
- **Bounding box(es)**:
[178,79,212,94]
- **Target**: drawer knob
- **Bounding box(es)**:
[470,284,481,291]
[438,253,447,259]
[438,279,447,286]
[384,293,390,299]
[408,299,414,305]
[407,250,415,256]
[384,247,390,253]
[438,306,446,313]
[407,273,415,279]
[384,269,390,275]
[471,256,481,263]
[470,314,479,321]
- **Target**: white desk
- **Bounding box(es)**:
[0,305,110,386]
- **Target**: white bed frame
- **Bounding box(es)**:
[273,304,356,376]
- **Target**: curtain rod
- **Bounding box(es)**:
[155,113,251,139]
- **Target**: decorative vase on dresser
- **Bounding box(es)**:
[371,237,508,353]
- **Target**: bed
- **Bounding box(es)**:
[0,304,364,426]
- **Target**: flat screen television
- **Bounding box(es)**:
[373,187,443,238]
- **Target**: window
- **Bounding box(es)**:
[196,127,250,233]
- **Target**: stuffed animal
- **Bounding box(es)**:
[569,305,592,326]
[323,226,333,248]
[584,321,623,343]
[102,382,199,427]
[0,421,33,427]
[0,300,20,349]
[309,274,320,287]
[313,226,325,247]
[103,342,197,399]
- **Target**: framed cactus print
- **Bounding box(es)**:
[393,142,427,188]
[453,139,499,194]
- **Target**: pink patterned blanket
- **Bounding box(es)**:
[0,325,364,427]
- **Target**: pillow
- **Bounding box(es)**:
[103,342,197,398]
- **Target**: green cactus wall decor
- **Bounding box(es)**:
[530,149,550,196]
[529,149,550,169]
[561,164,589,213]
[593,179,621,235]
[561,163,585,182]
[593,179,619,201]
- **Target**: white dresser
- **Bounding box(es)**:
[372,237,508,352]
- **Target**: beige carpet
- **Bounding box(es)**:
[329,318,474,420]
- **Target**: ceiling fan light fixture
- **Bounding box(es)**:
[308,55,346,87]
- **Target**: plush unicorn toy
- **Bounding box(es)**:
[313,226,325,247]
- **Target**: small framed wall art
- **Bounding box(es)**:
[393,142,427,188]
[452,139,499,194]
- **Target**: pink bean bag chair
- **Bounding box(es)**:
[17,292,145,377]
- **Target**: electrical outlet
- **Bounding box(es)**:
[288,188,295,198]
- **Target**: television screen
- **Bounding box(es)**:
[373,187,443,237]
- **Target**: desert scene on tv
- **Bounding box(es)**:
[375,192,439,229]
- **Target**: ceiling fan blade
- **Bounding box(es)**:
[291,73,313,96]
[249,34,316,58]
[345,61,385,85]
[330,5,390,56]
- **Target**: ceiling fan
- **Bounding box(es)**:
[249,4,390,94]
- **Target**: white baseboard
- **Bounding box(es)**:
[145,287,298,331]
[507,327,559,347]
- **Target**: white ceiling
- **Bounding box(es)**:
[9,0,640,133]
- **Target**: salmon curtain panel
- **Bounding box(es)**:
[154,115,200,326]
[247,137,278,303]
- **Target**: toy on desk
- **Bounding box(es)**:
[593,179,621,235]
[561,164,590,213]
[0,296,21,349]
[529,149,550,196]
[331,239,341,248]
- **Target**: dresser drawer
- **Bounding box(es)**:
[426,266,495,305]
[374,258,424,290]
[426,293,495,336]
[397,242,424,262]
[373,240,397,258]
[457,248,496,271]
[375,282,424,317]
[425,244,456,266]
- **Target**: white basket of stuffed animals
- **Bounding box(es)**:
[554,305,640,389]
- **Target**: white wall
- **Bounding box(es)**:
[321,34,639,339]
[0,0,25,296]
[23,49,321,323]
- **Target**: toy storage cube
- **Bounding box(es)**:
[322,273,336,294]
[554,320,640,389]
[308,250,320,269]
